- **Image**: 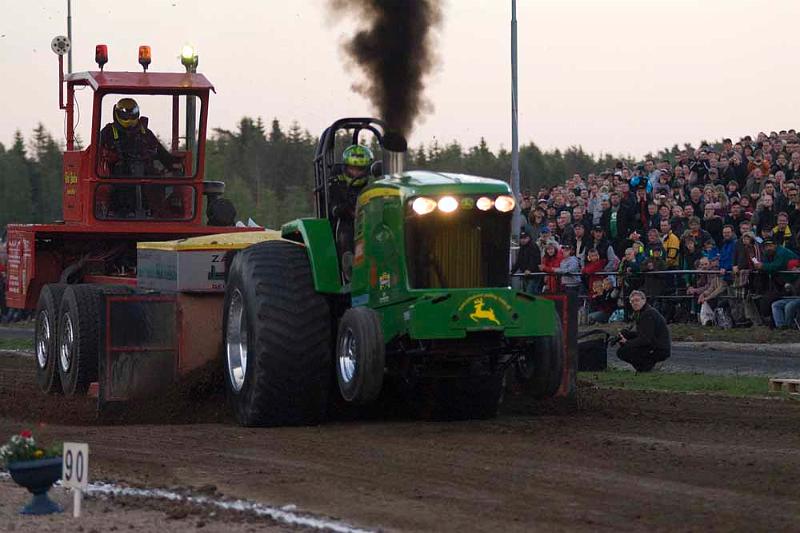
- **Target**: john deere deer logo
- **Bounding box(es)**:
[469,298,500,325]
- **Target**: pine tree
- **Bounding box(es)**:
[0,131,34,227]
[30,124,63,221]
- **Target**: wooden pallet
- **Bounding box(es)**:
[768,378,800,394]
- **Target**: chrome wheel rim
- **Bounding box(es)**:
[338,328,358,385]
[226,289,248,392]
[36,310,51,369]
[59,313,74,373]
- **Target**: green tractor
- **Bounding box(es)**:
[222,118,573,426]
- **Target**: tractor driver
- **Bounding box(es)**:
[99,98,183,178]
[329,144,374,268]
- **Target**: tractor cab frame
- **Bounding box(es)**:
[5,51,250,311]
[60,70,214,227]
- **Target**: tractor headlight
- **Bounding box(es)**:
[412,197,437,215]
[495,195,516,213]
[476,196,494,211]
[437,196,459,213]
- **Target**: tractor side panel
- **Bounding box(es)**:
[351,196,408,309]
[5,230,36,309]
[5,228,64,310]
[281,218,342,293]
[62,151,82,222]
[5,230,32,309]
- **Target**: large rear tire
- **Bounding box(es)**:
[336,307,385,404]
[34,284,67,394]
[516,311,564,398]
[57,284,103,396]
[223,241,332,427]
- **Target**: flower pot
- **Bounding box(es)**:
[7,457,63,515]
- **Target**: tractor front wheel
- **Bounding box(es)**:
[336,307,385,404]
[223,241,332,427]
[516,311,564,398]
[57,285,103,396]
[34,284,67,394]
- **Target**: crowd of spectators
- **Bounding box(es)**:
[511,130,800,330]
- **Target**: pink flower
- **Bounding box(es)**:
[20,429,32,439]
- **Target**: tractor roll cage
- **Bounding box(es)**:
[313,117,386,220]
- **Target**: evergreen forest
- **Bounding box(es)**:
[0,117,630,231]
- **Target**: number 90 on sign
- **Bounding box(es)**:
[62,442,89,489]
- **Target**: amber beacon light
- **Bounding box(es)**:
[138,45,152,71]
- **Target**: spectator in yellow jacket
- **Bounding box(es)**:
[659,219,680,269]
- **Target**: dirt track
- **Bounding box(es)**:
[2,352,800,531]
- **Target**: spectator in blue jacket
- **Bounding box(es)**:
[701,238,720,266]
[718,225,737,280]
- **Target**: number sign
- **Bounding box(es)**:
[62,442,89,489]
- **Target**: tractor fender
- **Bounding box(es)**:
[280,218,343,294]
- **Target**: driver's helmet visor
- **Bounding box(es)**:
[115,99,140,128]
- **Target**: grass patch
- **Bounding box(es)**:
[581,323,800,344]
[0,319,34,329]
[0,337,34,351]
[579,369,776,397]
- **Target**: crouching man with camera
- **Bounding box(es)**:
[614,290,672,372]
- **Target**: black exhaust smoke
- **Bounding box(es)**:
[328,0,443,138]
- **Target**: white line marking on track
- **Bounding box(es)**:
[0,472,371,532]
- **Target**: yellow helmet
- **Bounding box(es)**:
[114,98,140,128]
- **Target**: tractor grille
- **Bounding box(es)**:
[405,209,510,289]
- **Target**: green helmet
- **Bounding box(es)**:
[342,144,374,168]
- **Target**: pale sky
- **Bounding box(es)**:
[1,0,799,159]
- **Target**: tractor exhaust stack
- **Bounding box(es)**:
[383,130,407,175]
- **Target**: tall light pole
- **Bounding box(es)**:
[511,0,521,240]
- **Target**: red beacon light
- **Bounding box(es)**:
[95,44,108,71]
[138,45,151,72]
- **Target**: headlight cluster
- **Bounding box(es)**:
[411,195,516,215]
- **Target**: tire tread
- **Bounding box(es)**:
[58,284,103,396]
[34,284,67,394]
[225,241,331,427]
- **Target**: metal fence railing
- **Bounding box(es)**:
[511,268,800,324]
